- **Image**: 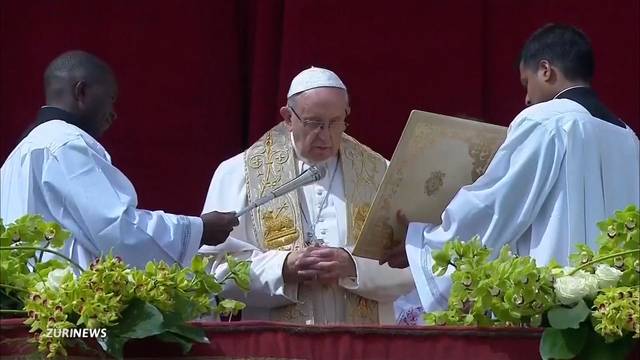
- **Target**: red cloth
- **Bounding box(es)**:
[1,1,638,216]
[3,319,639,359]
[1,318,545,359]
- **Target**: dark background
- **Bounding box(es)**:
[1,0,638,215]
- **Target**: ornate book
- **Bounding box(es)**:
[353,110,507,260]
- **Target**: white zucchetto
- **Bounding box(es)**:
[287,66,347,98]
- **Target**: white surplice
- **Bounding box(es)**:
[406,98,640,311]
[1,118,203,270]
[200,151,414,324]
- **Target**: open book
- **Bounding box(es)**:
[353,110,507,260]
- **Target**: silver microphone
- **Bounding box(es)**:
[235,165,328,217]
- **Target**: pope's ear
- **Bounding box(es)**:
[280,106,293,128]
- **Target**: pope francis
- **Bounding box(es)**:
[200,67,414,324]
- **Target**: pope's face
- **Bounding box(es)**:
[282,88,349,163]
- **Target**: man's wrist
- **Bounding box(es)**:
[339,248,357,277]
[282,251,297,283]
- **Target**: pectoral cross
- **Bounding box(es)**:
[304,230,324,247]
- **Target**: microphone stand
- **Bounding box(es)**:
[234,165,326,218]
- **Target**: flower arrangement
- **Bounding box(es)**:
[424,205,639,359]
[0,214,250,359]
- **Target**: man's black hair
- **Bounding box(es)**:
[520,24,594,83]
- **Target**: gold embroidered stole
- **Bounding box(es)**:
[244,123,387,324]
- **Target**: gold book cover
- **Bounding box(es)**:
[353,110,507,260]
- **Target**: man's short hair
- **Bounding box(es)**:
[519,24,594,83]
[44,50,113,100]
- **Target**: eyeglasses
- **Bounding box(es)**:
[289,106,349,133]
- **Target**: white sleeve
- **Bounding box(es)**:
[337,156,414,303]
[42,137,203,268]
[207,248,298,308]
[338,246,414,303]
[407,117,567,310]
[199,154,298,307]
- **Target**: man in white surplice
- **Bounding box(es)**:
[200,67,414,324]
[381,24,640,312]
[1,51,239,270]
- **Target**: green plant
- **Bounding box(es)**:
[0,215,250,359]
[424,205,639,360]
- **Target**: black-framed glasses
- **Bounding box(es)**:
[289,106,349,133]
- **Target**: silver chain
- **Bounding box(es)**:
[299,159,340,246]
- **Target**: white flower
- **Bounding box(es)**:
[573,270,599,298]
[594,264,623,289]
[45,267,74,290]
[555,276,588,305]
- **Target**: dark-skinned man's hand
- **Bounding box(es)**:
[200,211,239,246]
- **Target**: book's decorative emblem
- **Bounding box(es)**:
[424,170,445,196]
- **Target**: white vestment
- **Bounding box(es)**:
[200,152,414,324]
[406,98,640,311]
[1,118,203,270]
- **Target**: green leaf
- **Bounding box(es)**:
[101,300,166,359]
[108,299,164,339]
[0,289,24,309]
[201,274,223,294]
[580,330,636,360]
[228,260,251,292]
[217,298,246,316]
[191,255,206,273]
[547,300,591,329]
[167,324,208,344]
[167,292,195,322]
[432,249,450,266]
[98,335,126,360]
[232,272,250,292]
[155,331,194,354]
[0,232,10,247]
[540,324,588,360]
[226,254,238,269]
[48,223,71,248]
[33,259,67,277]
[163,311,206,344]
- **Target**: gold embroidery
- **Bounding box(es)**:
[245,123,386,324]
[340,135,386,324]
[272,299,308,323]
[468,140,495,181]
[357,297,373,318]
[344,292,379,324]
[262,204,300,250]
[424,170,445,196]
[351,203,371,242]
[247,132,290,197]
[245,125,303,253]
[341,135,386,246]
